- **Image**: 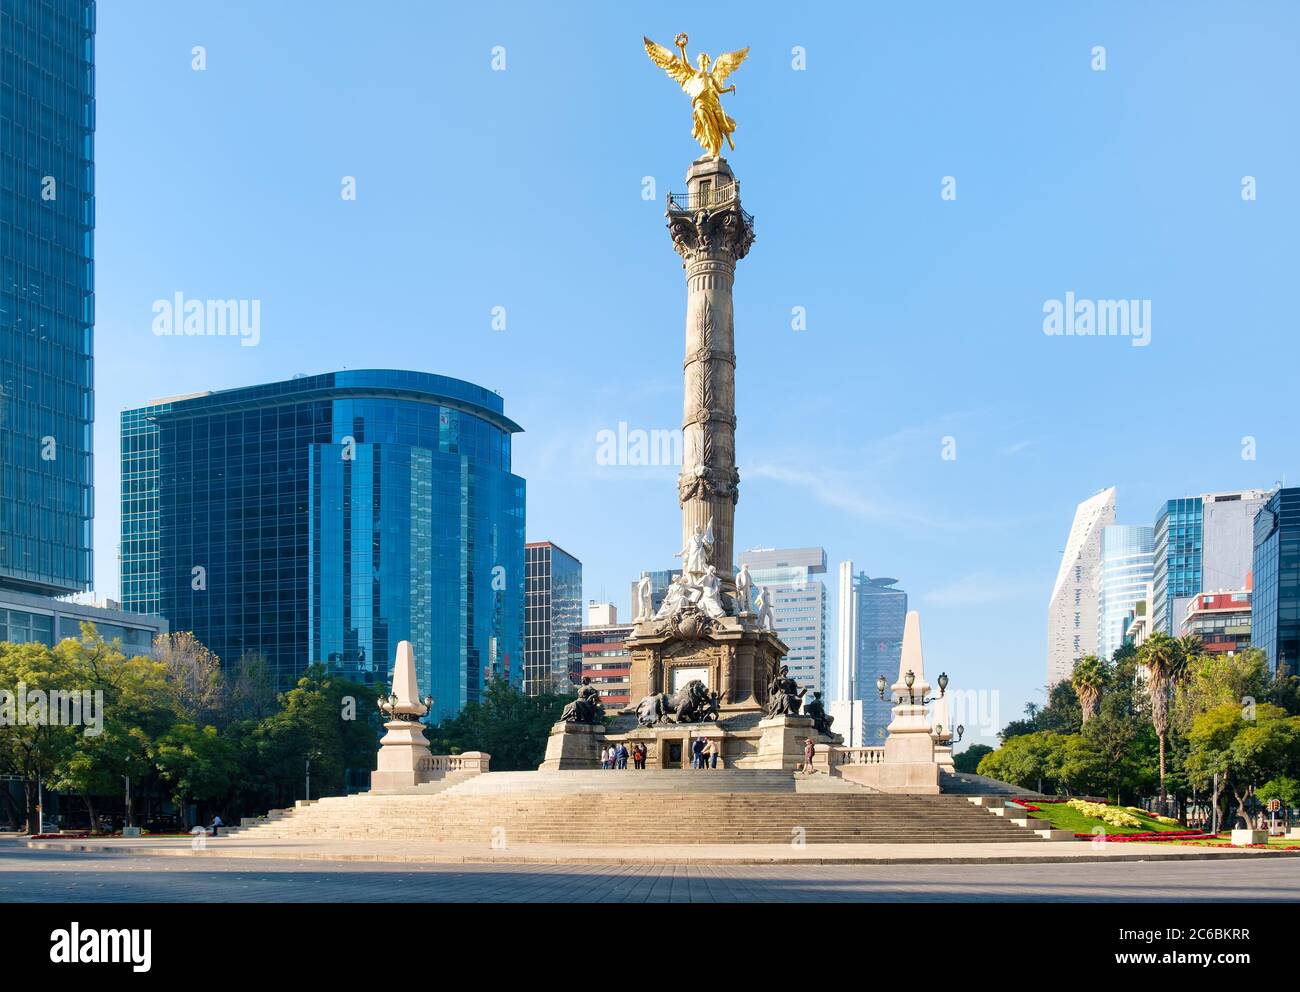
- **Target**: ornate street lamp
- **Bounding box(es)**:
[879,669,942,705]
[933,722,965,744]
[937,672,949,697]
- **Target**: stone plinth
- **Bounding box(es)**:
[1231,828,1268,846]
[371,718,435,792]
[748,715,817,771]
[539,721,606,771]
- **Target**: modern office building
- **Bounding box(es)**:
[524,541,582,695]
[574,602,633,708]
[1180,588,1251,655]
[831,562,907,747]
[120,370,525,720]
[0,589,167,652]
[1152,489,1271,635]
[1047,487,1116,686]
[1252,488,1300,675]
[855,572,907,745]
[739,547,829,693]
[1,0,96,600]
[1095,524,1154,662]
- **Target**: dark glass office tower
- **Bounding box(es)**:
[1252,489,1300,676]
[856,574,907,744]
[121,371,525,720]
[0,0,96,596]
[523,541,582,696]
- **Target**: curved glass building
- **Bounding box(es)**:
[1096,524,1154,663]
[121,370,525,719]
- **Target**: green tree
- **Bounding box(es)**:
[0,641,81,831]
[1070,655,1108,725]
[952,744,992,774]
[1186,702,1300,829]
[45,627,173,829]
[1137,631,1190,804]
[150,723,241,828]
[976,732,1065,793]
[427,677,572,770]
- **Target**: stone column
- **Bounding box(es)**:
[667,157,755,583]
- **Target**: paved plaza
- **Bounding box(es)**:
[3,840,1299,903]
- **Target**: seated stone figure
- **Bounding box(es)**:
[561,677,604,725]
[766,665,806,718]
[803,690,834,735]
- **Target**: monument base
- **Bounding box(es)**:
[371,718,435,792]
[750,715,820,770]
[539,721,607,771]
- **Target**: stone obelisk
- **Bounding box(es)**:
[669,156,755,583]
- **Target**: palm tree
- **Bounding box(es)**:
[1070,655,1107,724]
[1137,631,1189,804]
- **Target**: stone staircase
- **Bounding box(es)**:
[227,770,1042,845]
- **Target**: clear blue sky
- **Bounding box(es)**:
[92,1,1299,744]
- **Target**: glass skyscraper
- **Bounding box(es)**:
[739,547,828,692]
[1151,490,1270,636]
[523,541,582,695]
[1,0,96,598]
[1252,488,1300,675]
[1151,498,1202,636]
[121,370,525,720]
[1096,524,1154,662]
[855,574,907,744]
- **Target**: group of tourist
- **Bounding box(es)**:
[600,743,648,769]
[690,736,721,769]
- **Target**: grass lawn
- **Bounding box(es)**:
[1012,800,1187,836]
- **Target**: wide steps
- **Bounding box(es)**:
[230,784,1041,845]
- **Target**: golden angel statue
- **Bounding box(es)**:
[643,33,749,159]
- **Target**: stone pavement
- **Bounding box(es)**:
[17,833,1292,865]
[3,841,1299,902]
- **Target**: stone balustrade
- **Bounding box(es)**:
[415,752,491,777]
[829,746,886,768]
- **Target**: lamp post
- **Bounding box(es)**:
[933,723,965,744]
[877,669,947,706]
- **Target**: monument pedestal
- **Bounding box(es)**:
[371,718,435,792]
[751,715,817,770]
[539,721,607,771]
[625,613,786,714]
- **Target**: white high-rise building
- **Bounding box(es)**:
[830,560,866,746]
[1047,487,1116,686]
[739,547,828,692]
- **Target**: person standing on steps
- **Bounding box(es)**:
[803,737,816,774]
[710,741,720,769]
[691,735,705,769]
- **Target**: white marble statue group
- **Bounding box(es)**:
[632,519,775,632]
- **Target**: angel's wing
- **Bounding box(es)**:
[643,36,693,86]
[710,47,749,85]
[703,517,715,546]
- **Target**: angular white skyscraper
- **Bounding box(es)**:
[1047,487,1117,687]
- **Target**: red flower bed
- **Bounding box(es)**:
[1072,831,1218,842]
[1008,800,1042,811]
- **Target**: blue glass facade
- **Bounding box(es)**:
[0,0,96,596]
[523,542,582,695]
[1097,525,1154,661]
[1252,489,1300,675]
[856,574,907,744]
[120,371,525,719]
[1152,498,1202,635]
